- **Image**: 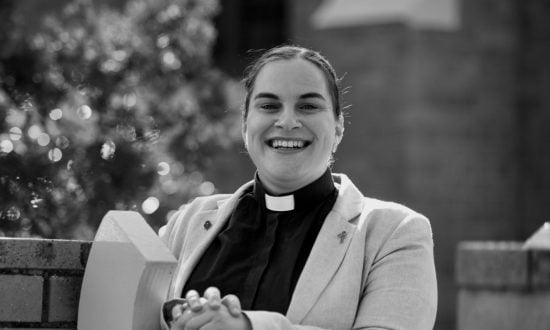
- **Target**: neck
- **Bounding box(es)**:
[257,169,329,196]
[259,176,307,196]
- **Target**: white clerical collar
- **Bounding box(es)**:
[265,194,295,212]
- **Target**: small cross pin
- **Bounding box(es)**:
[203,220,212,230]
[337,231,347,243]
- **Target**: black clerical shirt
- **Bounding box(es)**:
[182,169,338,314]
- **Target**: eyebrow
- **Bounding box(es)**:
[254,93,279,100]
[253,92,326,101]
[300,92,326,101]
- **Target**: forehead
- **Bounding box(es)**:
[252,58,330,96]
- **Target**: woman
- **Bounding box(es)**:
[159,45,437,330]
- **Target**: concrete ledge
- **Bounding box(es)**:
[456,241,550,330]
[0,238,91,271]
[456,241,550,289]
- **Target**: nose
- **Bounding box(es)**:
[275,107,301,130]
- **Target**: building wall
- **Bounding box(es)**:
[286,0,550,329]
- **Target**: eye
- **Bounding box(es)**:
[298,103,320,111]
[258,103,280,112]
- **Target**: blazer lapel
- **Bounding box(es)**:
[171,194,245,298]
[286,173,364,323]
[286,211,356,323]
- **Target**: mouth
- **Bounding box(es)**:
[266,138,311,150]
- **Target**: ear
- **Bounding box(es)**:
[333,115,344,152]
[242,122,248,149]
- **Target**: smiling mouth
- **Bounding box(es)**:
[267,139,311,149]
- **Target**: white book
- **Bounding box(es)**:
[78,211,177,330]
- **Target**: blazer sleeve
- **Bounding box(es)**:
[354,213,437,330]
[244,213,437,330]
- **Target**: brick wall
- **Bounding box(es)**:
[286,0,550,329]
[0,238,90,329]
[456,242,550,330]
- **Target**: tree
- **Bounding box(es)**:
[0,0,242,239]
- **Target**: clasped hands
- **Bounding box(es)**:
[165,287,251,330]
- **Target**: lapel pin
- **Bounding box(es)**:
[203,220,212,230]
[337,231,347,243]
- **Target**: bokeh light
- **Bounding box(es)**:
[28,125,41,139]
[101,139,116,160]
[157,34,169,48]
[30,197,43,209]
[77,105,93,119]
[0,139,14,153]
[49,108,63,120]
[9,127,23,140]
[157,162,170,176]
[142,197,160,214]
[199,181,215,195]
[37,133,51,146]
[48,148,63,162]
[162,51,181,70]
[4,206,21,222]
[123,93,137,108]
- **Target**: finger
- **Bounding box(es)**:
[185,290,203,313]
[203,287,221,310]
[172,303,186,321]
[171,308,193,329]
[163,298,186,325]
[221,294,242,317]
[184,310,215,330]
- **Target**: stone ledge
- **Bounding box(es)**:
[456,241,550,289]
[0,238,91,270]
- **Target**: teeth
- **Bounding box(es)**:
[271,139,305,148]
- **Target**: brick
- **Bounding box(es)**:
[457,289,550,330]
[0,274,43,322]
[48,275,83,322]
[456,241,529,289]
[0,238,91,270]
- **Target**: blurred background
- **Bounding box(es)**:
[1,0,549,329]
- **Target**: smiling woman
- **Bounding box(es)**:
[159,45,437,330]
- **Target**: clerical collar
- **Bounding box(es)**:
[253,169,335,212]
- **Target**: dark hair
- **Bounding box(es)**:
[242,45,343,120]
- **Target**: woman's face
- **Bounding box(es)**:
[244,58,343,194]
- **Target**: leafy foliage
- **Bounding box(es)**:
[0,0,243,239]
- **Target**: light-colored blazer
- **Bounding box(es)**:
[159,173,437,330]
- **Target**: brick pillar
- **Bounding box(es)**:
[0,238,91,329]
[456,241,550,330]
